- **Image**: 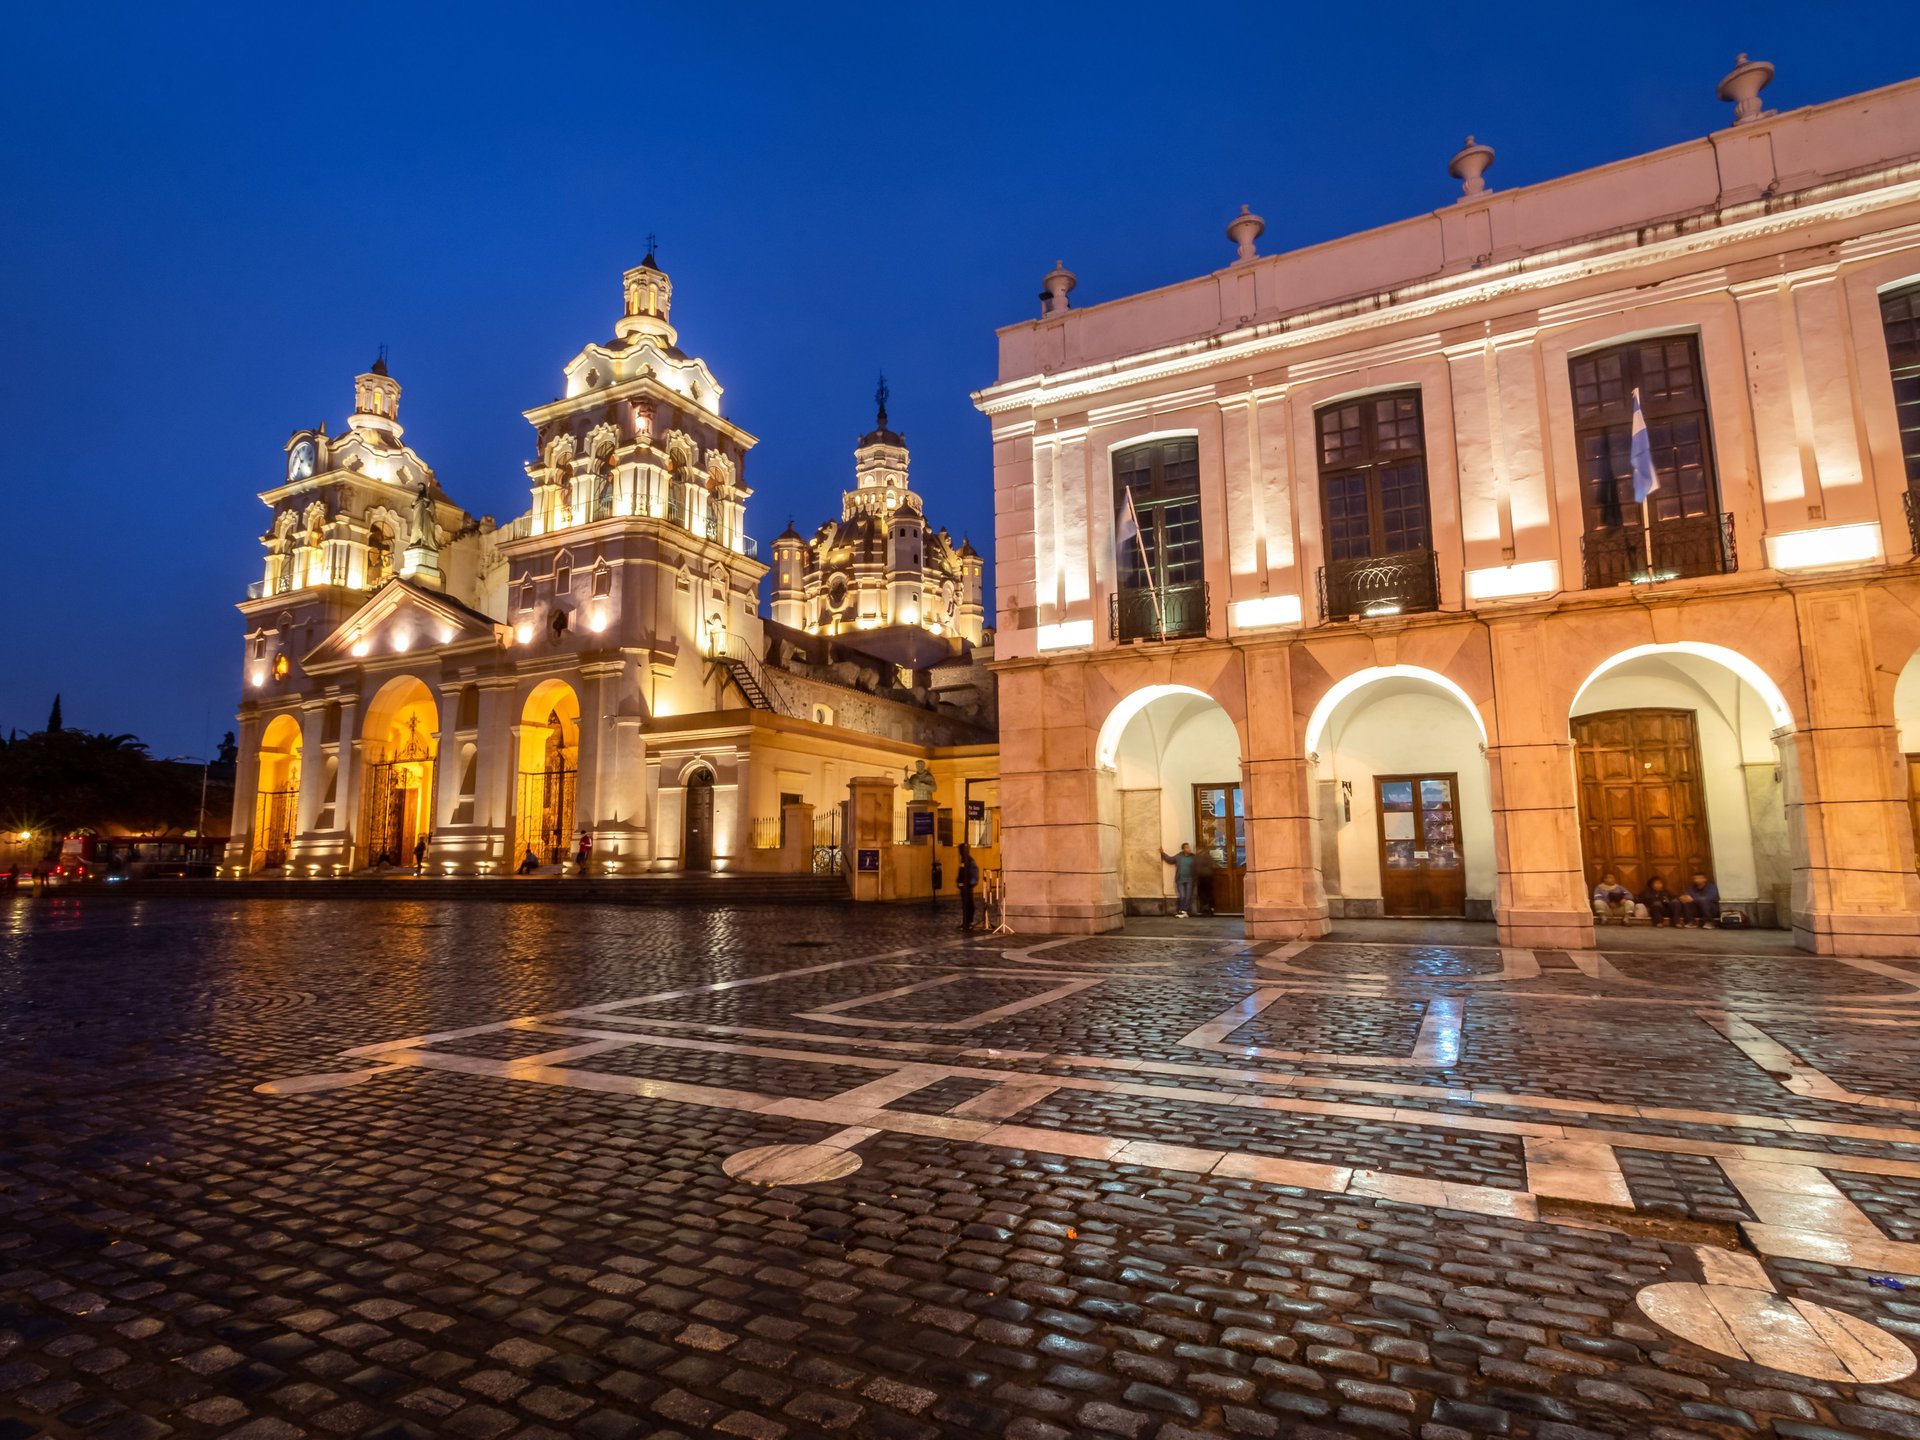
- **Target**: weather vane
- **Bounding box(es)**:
[646,232,658,259]
[875,371,889,426]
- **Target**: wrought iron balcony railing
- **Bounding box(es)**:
[1110,582,1209,642]
[1905,488,1920,559]
[1317,549,1441,622]
[1580,512,1736,589]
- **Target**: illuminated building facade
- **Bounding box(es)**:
[769,387,986,650]
[976,65,1920,955]
[230,255,996,878]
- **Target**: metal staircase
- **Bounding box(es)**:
[714,634,779,712]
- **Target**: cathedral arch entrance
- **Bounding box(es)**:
[252,714,302,871]
[684,767,716,872]
[1305,667,1492,919]
[514,680,579,867]
[358,677,437,869]
[1099,686,1245,915]
[1570,645,1795,925]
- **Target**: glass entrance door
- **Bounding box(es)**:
[1193,783,1245,915]
[1375,774,1465,916]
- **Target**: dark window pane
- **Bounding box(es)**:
[1568,334,1720,577]
[1315,388,1431,565]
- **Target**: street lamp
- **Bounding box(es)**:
[166,756,212,839]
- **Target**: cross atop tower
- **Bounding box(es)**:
[875,372,889,429]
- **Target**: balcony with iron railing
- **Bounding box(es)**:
[1317,549,1441,622]
[1110,582,1208,642]
[1580,513,1736,589]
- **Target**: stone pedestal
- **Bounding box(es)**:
[847,775,896,903]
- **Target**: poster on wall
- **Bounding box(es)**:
[856,848,881,872]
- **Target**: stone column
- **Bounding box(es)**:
[473,679,519,871]
[999,660,1120,933]
[1487,617,1596,948]
[1787,587,1920,955]
[332,698,361,868]
[225,709,265,870]
[1242,644,1330,938]
[294,701,330,853]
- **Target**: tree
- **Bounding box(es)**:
[46,694,62,733]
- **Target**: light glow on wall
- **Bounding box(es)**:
[514,622,532,645]
[1230,595,1302,630]
[1766,522,1882,572]
[1571,642,1794,730]
[1303,666,1489,755]
[1465,560,1559,601]
[1037,619,1094,652]
[350,638,370,658]
[391,633,411,652]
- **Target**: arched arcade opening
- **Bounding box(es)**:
[252,713,303,871]
[358,676,438,869]
[1304,667,1493,919]
[515,679,580,867]
[1099,686,1246,915]
[1569,644,1795,926]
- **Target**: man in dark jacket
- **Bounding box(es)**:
[1639,875,1679,927]
[1678,872,1721,928]
[957,844,980,931]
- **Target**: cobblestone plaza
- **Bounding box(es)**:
[5,898,1920,1439]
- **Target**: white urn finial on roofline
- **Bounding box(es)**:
[1717,53,1775,126]
[1448,136,1495,202]
[1041,260,1077,317]
[1226,204,1265,264]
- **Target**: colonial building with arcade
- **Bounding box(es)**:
[229,255,997,881]
[976,63,1920,955]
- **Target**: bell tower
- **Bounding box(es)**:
[352,351,403,441]
[614,242,677,348]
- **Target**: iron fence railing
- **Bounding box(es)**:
[1317,549,1441,621]
[1110,582,1208,642]
[1580,512,1736,589]
[1906,489,1920,559]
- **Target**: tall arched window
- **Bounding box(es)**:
[1570,334,1728,587]
[1314,390,1438,619]
[1880,282,1920,494]
[1111,436,1205,641]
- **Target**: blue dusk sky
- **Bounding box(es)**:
[0,2,1914,758]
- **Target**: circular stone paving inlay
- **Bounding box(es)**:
[1637,1282,1916,1383]
[722,1143,863,1187]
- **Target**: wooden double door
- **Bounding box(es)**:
[1192,782,1245,914]
[1375,774,1466,916]
[1572,708,1712,895]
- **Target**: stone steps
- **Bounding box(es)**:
[59,873,851,905]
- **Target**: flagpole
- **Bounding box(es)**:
[1134,519,1164,634]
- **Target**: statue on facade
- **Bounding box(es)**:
[906,760,936,803]
[408,482,436,549]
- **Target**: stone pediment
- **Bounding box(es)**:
[303,578,506,672]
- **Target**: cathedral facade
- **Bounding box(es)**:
[229,257,996,879]
[769,386,986,652]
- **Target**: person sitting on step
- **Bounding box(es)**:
[1592,872,1634,924]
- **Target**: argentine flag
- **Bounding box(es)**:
[1116,486,1144,566]
[1630,387,1659,504]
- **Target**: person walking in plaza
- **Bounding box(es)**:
[1161,842,1197,918]
[576,832,592,875]
[1592,872,1634,924]
[413,835,428,872]
[1679,871,1721,928]
[1639,874,1679,927]
[957,843,980,932]
[1193,846,1215,916]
